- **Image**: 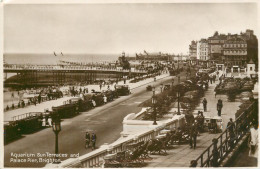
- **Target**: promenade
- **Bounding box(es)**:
[145,76,243,167]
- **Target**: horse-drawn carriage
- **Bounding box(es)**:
[47,91,63,100]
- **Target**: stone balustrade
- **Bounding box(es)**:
[47,114,185,168]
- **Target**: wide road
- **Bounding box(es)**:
[4,69,190,168]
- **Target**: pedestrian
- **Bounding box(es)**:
[213,75,216,83]
[21,100,25,108]
[92,99,96,108]
[210,77,213,84]
[38,94,41,104]
[48,117,52,126]
[227,118,235,149]
[217,99,223,116]
[42,115,46,127]
[176,127,182,145]
[103,95,107,104]
[248,123,258,157]
[189,122,198,149]
[99,84,102,90]
[202,98,207,112]
[196,111,204,133]
[91,132,97,150]
[79,87,82,93]
[219,76,222,84]
[85,131,91,149]
[107,85,110,90]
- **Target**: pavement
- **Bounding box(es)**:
[192,79,242,128]
[144,132,219,167]
[144,73,243,168]
[4,71,175,167]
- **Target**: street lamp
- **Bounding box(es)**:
[177,59,179,74]
[177,91,181,115]
[152,88,157,125]
[160,84,163,93]
[52,117,61,164]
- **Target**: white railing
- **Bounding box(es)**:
[52,115,185,168]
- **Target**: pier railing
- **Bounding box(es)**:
[190,100,257,167]
[54,115,185,168]
[4,64,147,73]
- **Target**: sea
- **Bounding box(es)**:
[4,53,121,79]
[4,53,120,65]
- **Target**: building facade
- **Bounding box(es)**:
[197,39,209,60]
[189,40,197,60]
[223,36,247,68]
[240,29,258,68]
[208,31,227,61]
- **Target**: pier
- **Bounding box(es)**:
[4,64,148,86]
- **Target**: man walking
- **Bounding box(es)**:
[91,133,97,150]
[103,95,107,104]
[217,99,223,116]
[190,122,198,149]
[85,131,90,149]
[202,98,207,112]
[227,118,235,149]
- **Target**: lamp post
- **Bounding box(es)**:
[152,87,157,125]
[123,76,127,84]
[52,117,61,164]
[177,91,181,115]
[160,84,163,93]
[172,78,174,88]
[178,58,179,74]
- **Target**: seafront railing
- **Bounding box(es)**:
[190,101,257,167]
[4,64,147,73]
[54,115,185,168]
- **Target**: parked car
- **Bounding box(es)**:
[115,85,131,96]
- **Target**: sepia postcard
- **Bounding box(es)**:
[1,0,259,168]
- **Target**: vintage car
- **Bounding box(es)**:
[204,116,223,133]
[115,85,131,96]
[4,121,21,144]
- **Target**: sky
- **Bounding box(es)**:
[3,2,259,55]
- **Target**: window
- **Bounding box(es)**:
[250,67,252,71]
